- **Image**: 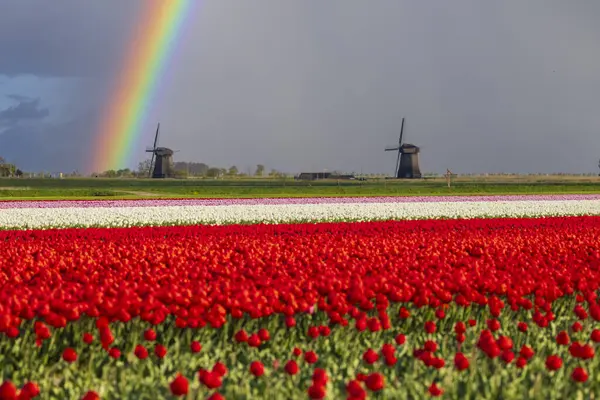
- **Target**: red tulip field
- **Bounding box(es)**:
[2,216,600,399]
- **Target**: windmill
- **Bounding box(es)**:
[146,123,177,178]
[384,117,422,179]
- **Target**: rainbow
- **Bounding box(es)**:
[91,0,194,173]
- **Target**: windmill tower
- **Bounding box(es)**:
[384,118,422,179]
[146,123,177,178]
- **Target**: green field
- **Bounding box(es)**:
[0,176,599,200]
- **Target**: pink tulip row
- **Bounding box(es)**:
[0,194,599,209]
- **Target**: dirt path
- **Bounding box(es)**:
[112,190,163,197]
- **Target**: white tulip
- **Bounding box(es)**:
[0,198,599,230]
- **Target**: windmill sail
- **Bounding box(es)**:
[148,123,160,178]
[395,118,405,177]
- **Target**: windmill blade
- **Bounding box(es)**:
[392,117,405,177]
[148,123,160,178]
[385,146,400,151]
[153,123,160,149]
[398,117,405,146]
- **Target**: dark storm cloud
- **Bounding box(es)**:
[2,0,600,174]
[156,0,600,175]
[0,97,49,127]
[7,94,30,102]
[0,0,141,78]
[0,113,96,172]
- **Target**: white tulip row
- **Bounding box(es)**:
[1,199,600,230]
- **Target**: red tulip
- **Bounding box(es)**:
[454,321,466,334]
[234,330,248,343]
[108,347,121,359]
[213,362,228,377]
[572,367,588,383]
[519,345,535,360]
[308,326,319,339]
[517,322,528,332]
[21,382,40,398]
[319,326,331,337]
[362,349,379,364]
[169,374,189,396]
[424,321,436,334]
[312,368,328,386]
[454,352,469,370]
[250,361,264,377]
[395,333,406,345]
[545,355,563,371]
[143,329,156,341]
[62,348,77,363]
[0,381,17,400]
[199,370,222,389]
[285,316,296,328]
[190,341,202,353]
[487,319,501,332]
[247,334,261,347]
[424,340,437,353]
[284,360,299,375]
[365,373,384,391]
[307,385,326,400]
[305,351,318,364]
[81,391,100,400]
[257,328,270,341]
[346,380,366,398]
[398,307,410,319]
[428,383,443,397]
[556,331,570,345]
[134,345,148,360]
[82,333,94,345]
[501,350,515,364]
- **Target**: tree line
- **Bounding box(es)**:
[0,157,22,177]
[123,160,284,179]
[0,155,284,179]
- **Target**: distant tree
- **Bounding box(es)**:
[0,162,16,177]
[172,169,188,179]
[228,166,239,176]
[103,170,118,178]
[174,162,210,176]
[268,168,282,178]
[117,168,132,177]
[207,167,221,178]
[255,164,265,177]
[0,156,16,177]
[191,163,210,176]
[138,159,152,177]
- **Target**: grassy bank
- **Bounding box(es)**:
[0,176,599,200]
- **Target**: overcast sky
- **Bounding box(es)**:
[1,0,599,175]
